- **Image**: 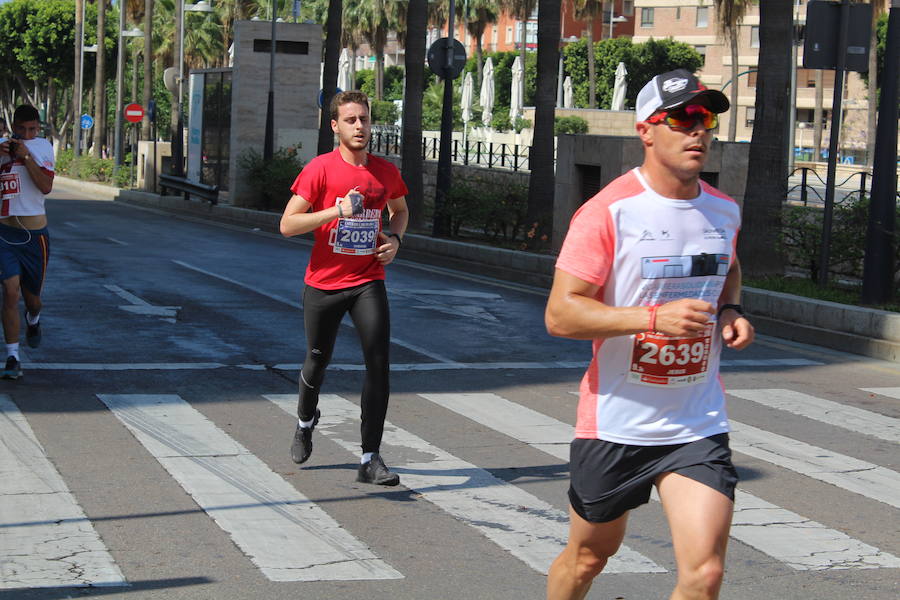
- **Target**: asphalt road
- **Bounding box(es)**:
[2,183,898,600]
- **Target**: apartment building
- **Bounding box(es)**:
[633,0,871,161]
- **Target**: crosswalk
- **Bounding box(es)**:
[2,386,898,590]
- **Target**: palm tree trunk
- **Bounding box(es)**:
[586,17,595,109]
[401,0,427,230]
[738,0,792,276]
[728,33,738,141]
[141,0,153,140]
[526,0,560,247]
[92,0,107,158]
[317,0,343,155]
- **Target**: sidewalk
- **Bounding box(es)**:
[57,177,900,363]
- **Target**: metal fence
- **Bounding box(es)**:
[370,127,531,172]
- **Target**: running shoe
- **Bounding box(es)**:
[290,409,320,464]
[2,356,21,380]
[26,318,41,348]
[356,453,400,486]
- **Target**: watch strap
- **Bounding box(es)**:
[717,303,744,317]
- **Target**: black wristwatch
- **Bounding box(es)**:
[717,303,745,317]
[387,232,402,247]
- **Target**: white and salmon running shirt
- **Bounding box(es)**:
[556,168,741,445]
[0,137,54,217]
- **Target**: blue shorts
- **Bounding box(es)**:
[0,223,50,296]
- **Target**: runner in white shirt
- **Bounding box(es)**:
[0,105,55,380]
[545,69,754,600]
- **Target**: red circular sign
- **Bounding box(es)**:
[124,103,144,123]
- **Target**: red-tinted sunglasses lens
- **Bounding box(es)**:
[648,105,718,131]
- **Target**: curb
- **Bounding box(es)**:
[55,178,900,363]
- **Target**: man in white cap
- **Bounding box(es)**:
[545,69,754,600]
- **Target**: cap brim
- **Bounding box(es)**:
[662,89,730,114]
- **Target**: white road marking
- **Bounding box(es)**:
[14,359,824,372]
[728,419,900,509]
[730,389,900,443]
[98,394,401,582]
[0,395,126,589]
[419,392,900,570]
[173,260,455,363]
[105,284,180,321]
[266,393,665,575]
[860,387,900,400]
[106,237,128,246]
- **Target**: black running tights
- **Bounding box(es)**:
[298,280,390,454]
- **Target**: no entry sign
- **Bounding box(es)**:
[124,103,144,123]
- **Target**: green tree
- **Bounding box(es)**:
[458,0,500,87]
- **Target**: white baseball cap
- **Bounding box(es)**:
[635,68,729,123]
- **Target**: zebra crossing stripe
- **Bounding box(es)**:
[0,395,127,589]
[265,394,665,575]
[418,392,900,570]
[729,389,900,443]
[98,394,402,582]
[861,387,900,400]
[728,419,900,509]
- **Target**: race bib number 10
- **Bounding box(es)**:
[628,324,712,387]
[331,218,379,255]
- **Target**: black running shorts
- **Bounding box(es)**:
[568,433,738,523]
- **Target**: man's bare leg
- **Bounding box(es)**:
[657,472,733,600]
[546,505,629,600]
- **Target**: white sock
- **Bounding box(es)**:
[6,343,19,360]
[361,452,374,465]
[26,312,40,326]
[298,417,316,428]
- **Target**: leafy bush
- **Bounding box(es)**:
[555,116,589,135]
[55,148,127,185]
[238,146,305,212]
[781,195,900,286]
[444,179,534,246]
[355,65,405,101]
[371,99,398,125]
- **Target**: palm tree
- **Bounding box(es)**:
[317,0,343,154]
[739,0,793,276]
[526,0,560,246]
[344,0,405,100]
[142,0,154,140]
[573,0,602,109]
[712,0,752,141]
[459,0,500,86]
[402,0,428,230]
[92,0,108,158]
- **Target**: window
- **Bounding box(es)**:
[676,7,681,19]
[506,26,513,44]
[641,7,654,27]
[623,1,634,17]
[796,68,835,88]
[695,45,707,66]
[745,107,755,127]
[491,26,498,47]
[696,6,709,28]
[751,26,760,48]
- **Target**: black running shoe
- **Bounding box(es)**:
[290,409,320,464]
[356,453,400,486]
[2,356,21,380]
[26,318,41,349]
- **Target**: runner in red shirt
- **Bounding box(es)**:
[280,91,408,486]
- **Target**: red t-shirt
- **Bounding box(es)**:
[290,149,408,290]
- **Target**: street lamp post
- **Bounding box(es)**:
[173,0,213,177]
[114,21,144,175]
